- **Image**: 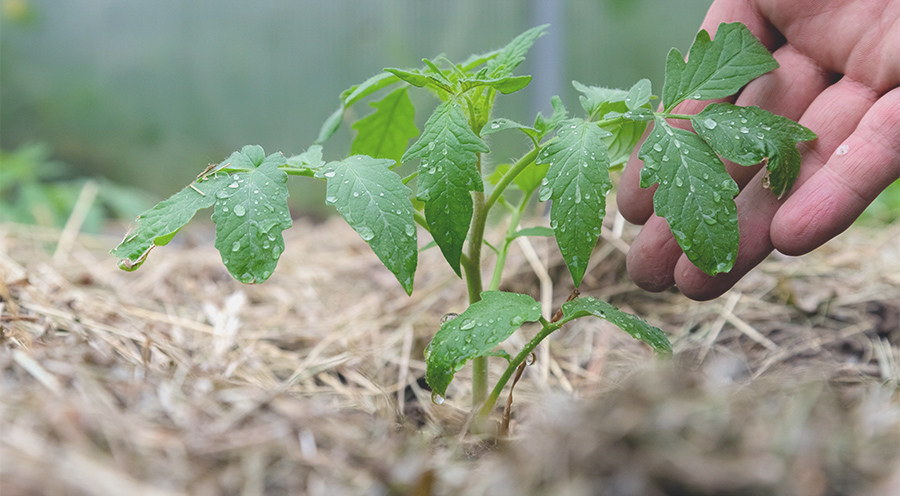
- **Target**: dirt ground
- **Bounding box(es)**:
[1,211,898,496]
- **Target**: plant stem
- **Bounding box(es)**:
[463,155,488,406]
[487,197,528,292]
[477,317,558,421]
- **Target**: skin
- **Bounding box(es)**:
[617,0,900,300]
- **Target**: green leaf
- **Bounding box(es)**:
[212,150,292,284]
[425,291,542,397]
[351,87,419,164]
[284,145,325,176]
[573,81,648,167]
[316,106,345,144]
[534,95,569,135]
[486,25,548,77]
[692,103,817,198]
[662,22,778,111]
[481,118,539,139]
[639,118,739,275]
[384,68,454,94]
[402,101,488,275]
[625,78,652,110]
[515,161,550,196]
[341,72,401,107]
[112,174,232,271]
[460,75,532,95]
[538,118,613,286]
[509,226,555,240]
[558,296,671,354]
[323,155,418,294]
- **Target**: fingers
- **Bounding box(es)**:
[772,86,900,254]
[672,76,878,300]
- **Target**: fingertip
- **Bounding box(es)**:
[625,216,681,292]
[617,143,656,225]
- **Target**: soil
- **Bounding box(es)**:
[1,214,898,496]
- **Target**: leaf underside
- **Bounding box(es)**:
[425,291,542,397]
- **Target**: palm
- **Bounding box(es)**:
[617,0,900,300]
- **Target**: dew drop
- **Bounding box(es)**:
[228,182,239,188]
[549,219,559,229]
[440,313,458,324]
[323,170,335,178]
[703,118,717,130]
[460,319,476,330]
[491,122,500,129]
[835,144,849,156]
[574,183,582,204]
[231,241,241,252]
[357,226,375,241]
[233,205,246,217]
[431,391,445,405]
[675,176,683,187]
[405,224,415,236]
[739,127,749,134]
[674,141,681,149]
[428,142,435,151]
[662,155,670,162]
[510,315,525,327]
[692,93,702,99]
[652,143,663,152]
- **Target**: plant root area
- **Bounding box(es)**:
[2,215,899,496]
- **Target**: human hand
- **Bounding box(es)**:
[617,0,900,300]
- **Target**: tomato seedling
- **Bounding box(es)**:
[113,23,814,421]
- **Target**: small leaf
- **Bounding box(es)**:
[112,174,232,271]
[284,145,325,176]
[384,68,454,94]
[481,118,539,139]
[486,25,548,77]
[534,95,568,135]
[625,78,652,110]
[639,118,739,275]
[212,151,292,284]
[425,291,542,397]
[662,22,778,111]
[351,87,419,164]
[323,155,418,294]
[692,102,817,198]
[402,101,488,275]
[558,297,671,354]
[460,75,533,94]
[538,118,613,286]
[341,72,402,107]
[573,82,648,166]
[316,106,345,144]
[509,226,555,240]
[573,81,627,118]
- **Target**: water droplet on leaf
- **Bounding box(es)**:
[652,143,663,152]
[703,118,717,130]
[357,226,375,241]
[510,315,525,327]
[460,319,476,330]
[231,241,241,252]
[431,391,444,405]
[233,205,246,217]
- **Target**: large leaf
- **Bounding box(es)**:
[662,22,778,111]
[211,147,292,284]
[692,102,817,198]
[112,173,231,271]
[351,87,419,164]
[323,155,418,294]
[425,291,542,397]
[538,118,613,286]
[558,297,671,354]
[402,101,488,275]
[638,118,739,276]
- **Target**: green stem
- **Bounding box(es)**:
[463,156,488,407]
[477,317,559,421]
[487,197,528,291]
[482,147,540,217]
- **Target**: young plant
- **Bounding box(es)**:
[112,23,814,420]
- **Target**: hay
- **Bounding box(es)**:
[1,212,898,495]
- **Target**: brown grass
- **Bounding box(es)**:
[1,211,898,495]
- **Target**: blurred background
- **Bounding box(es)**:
[2,0,895,227]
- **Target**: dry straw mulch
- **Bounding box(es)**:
[1,212,899,496]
